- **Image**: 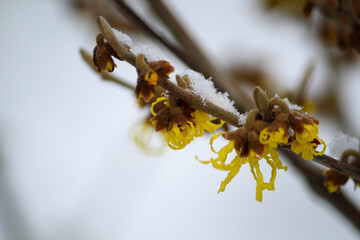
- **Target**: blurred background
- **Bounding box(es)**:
[0,0,360,239]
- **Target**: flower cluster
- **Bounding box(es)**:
[91,28,328,201]
[199,87,326,201]
[150,95,224,150]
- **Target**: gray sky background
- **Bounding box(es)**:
[0,0,359,239]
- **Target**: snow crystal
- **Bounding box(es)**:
[329,132,359,159]
[238,112,248,126]
[274,94,303,111]
[112,28,132,47]
[131,43,160,62]
[182,69,241,118]
[112,28,160,62]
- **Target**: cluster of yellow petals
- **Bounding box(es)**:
[259,127,288,148]
[198,133,287,202]
[291,123,326,160]
[150,97,224,150]
[166,121,196,150]
[326,180,342,194]
[144,71,158,86]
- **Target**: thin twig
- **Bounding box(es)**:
[97,16,241,126]
[297,62,314,105]
[282,147,360,182]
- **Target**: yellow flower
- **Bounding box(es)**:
[144,71,158,86]
[259,127,288,148]
[323,169,348,194]
[198,132,287,202]
[291,123,326,160]
[166,121,196,150]
[135,55,174,102]
[192,110,224,137]
[150,97,223,150]
[131,120,166,155]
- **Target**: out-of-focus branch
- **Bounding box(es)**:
[147,0,217,79]
[282,147,360,182]
[296,62,314,104]
[110,0,252,110]
[111,0,193,71]
[282,149,360,232]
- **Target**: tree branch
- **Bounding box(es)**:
[96,16,360,183]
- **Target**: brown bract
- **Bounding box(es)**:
[93,34,122,72]
[136,55,174,102]
[324,169,349,192]
[288,110,317,134]
[223,127,265,157]
[151,97,193,132]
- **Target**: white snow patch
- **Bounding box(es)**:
[329,132,359,159]
[181,69,240,118]
[239,112,248,126]
[274,94,303,111]
[112,28,132,47]
[112,28,160,62]
[131,43,160,62]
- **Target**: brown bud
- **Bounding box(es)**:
[245,109,262,128]
[253,86,269,114]
[268,98,290,120]
[92,34,121,72]
[176,74,189,89]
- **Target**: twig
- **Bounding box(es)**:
[97,16,241,126]
[282,147,360,182]
[111,0,193,70]
[296,62,314,104]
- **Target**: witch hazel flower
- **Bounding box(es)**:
[150,93,224,150]
[198,87,326,201]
